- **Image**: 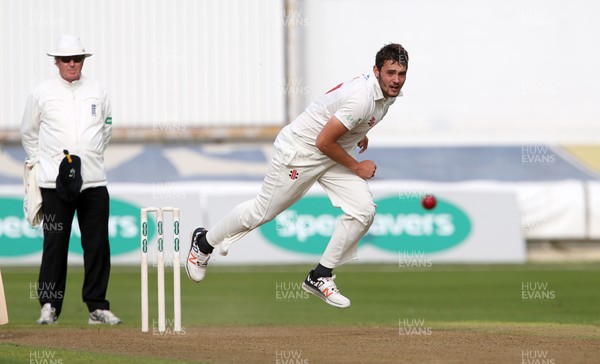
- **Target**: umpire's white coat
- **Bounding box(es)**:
[207,73,399,268]
[21,75,112,190]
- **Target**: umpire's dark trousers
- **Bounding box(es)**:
[38,186,111,317]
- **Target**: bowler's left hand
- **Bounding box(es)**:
[357,137,369,154]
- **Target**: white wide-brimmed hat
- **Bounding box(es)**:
[47,35,93,57]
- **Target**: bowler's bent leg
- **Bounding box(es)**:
[317,165,376,268]
[300,166,375,308]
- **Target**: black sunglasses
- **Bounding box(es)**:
[58,55,85,63]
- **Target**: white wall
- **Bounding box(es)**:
[2,0,599,145]
[0,0,285,129]
[302,0,600,145]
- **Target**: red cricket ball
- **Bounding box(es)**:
[421,194,437,210]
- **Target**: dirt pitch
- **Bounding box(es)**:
[2,324,600,363]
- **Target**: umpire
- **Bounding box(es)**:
[21,35,121,325]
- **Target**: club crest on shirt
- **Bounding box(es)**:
[368,117,376,127]
[289,169,299,180]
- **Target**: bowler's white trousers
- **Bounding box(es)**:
[206,125,376,268]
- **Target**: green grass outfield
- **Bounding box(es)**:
[1,263,599,363]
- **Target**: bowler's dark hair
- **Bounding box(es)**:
[375,43,409,70]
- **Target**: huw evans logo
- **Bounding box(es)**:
[0,197,152,257]
[259,195,471,254]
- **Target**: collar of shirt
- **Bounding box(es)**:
[368,73,400,107]
[57,74,84,88]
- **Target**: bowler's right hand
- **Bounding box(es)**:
[356,160,377,179]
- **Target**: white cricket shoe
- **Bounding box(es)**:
[302,272,351,308]
[88,309,122,325]
[185,227,211,282]
[36,303,58,324]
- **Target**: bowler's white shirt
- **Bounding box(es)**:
[290,73,400,153]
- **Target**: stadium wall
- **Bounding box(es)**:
[1,0,599,144]
[0,0,285,139]
[2,180,600,266]
[1,182,528,266]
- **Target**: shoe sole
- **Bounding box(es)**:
[88,319,122,325]
[185,228,206,283]
[302,282,351,309]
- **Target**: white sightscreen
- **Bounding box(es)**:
[302,0,600,145]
